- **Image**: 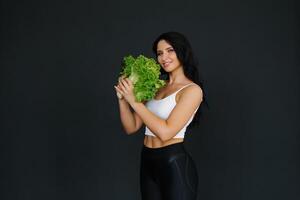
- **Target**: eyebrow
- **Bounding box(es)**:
[157,47,173,52]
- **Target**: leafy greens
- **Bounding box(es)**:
[119,55,166,102]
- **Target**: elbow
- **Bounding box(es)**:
[123,127,138,135]
[124,129,135,135]
[125,130,132,135]
[157,129,176,142]
[159,136,171,142]
[160,135,174,142]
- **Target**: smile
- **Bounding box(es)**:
[163,62,171,67]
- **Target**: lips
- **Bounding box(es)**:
[163,62,171,68]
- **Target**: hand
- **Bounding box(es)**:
[114,78,136,104]
[114,75,126,100]
[116,91,123,99]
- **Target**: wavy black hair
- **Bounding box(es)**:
[152,31,208,127]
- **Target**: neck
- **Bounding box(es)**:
[167,67,187,85]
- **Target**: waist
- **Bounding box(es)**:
[142,142,186,157]
[144,135,184,148]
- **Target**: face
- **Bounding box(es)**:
[156,40,182,72]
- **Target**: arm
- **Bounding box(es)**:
[116,78,203,141]
[117,98,143,135]
[130,86,202,141]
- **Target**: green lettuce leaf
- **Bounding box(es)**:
[120,55,166,102]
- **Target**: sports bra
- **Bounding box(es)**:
[144,83,199,139]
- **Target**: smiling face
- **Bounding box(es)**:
[156,40,182,73]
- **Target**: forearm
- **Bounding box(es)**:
[130,102,170,141]
[118,99,138,134]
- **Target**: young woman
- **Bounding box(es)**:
[114,32,206,200]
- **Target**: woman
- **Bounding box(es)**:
[114,32,206,200]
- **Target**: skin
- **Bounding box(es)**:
[114,39,203,148]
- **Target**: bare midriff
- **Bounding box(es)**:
[143,135,184,148]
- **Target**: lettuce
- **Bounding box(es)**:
[120,55,166,102]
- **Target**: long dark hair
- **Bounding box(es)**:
[152,31,208,127]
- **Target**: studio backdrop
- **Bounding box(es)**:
[1,0,299,200]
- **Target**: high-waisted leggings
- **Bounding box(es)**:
[140,142,198,200]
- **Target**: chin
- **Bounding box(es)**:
[162,67,173,72]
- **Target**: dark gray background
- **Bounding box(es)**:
[1,0,299,199]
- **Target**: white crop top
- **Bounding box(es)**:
[144,83,199,139]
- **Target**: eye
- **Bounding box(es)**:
[168,49,174,53]
[157,52,162,56]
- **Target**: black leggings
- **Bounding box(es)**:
[140,142,198,200]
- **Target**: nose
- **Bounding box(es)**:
[161,51,168,61]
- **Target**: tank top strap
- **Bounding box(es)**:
[173,83,196,95]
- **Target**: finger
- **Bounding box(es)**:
[118,81,127,93]
[114,87,123,99]
[116,81,123,89]
[118,75,125,82]
[126,78,133,87]
[117,79,125,87]
[114,86,124,95]
[120,79,130,91]
[116,92,123,99]
[123,78,131,86]
[121,79,130,88]
[114,85,120,92]
[124,79,133,90]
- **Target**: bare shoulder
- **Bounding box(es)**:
[189,83,202,92]
[182,83,203,96]
[176,83,203,102]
